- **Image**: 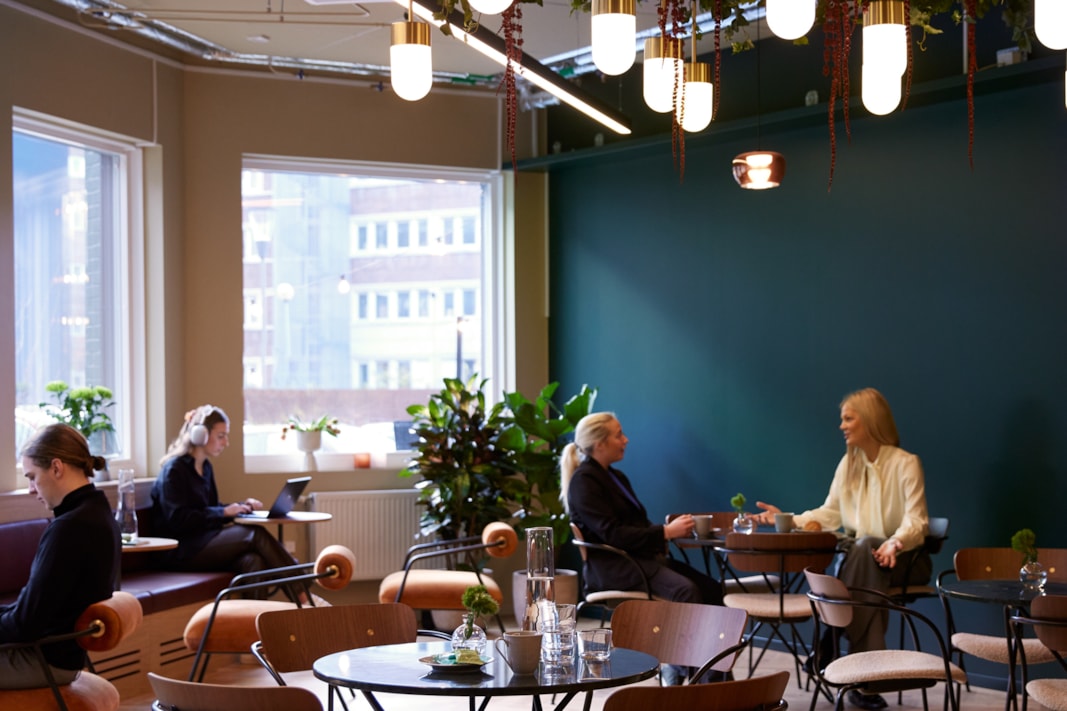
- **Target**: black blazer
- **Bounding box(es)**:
[567,458,668,593]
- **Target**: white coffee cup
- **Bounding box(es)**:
[495,630,542,675]
[774,512,795,532]
[693,514,714,539]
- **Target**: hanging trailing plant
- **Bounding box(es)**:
[500,4,524,170]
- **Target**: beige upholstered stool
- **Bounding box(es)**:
[378,522,517,632]
[0,591,143,711]
[183,544,356,681]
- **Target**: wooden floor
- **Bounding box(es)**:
[119,633,1026,711]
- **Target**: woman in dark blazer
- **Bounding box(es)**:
[561,412,722,606]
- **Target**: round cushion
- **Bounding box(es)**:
[378,570,503,609]
[482,522,518,558]
[183,600,296,652]
[76,592,143,652]
[315,545,356,591]
[0,672,119,711]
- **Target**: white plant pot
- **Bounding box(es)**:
[295,430,322,471]
[512,568,579,627]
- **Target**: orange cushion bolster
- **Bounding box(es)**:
[378,570,503,609]
[0,672,119,711]
[183,600,296,652]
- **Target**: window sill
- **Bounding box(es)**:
[243,451,413,475]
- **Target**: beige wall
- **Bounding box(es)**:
[0,0,550,564]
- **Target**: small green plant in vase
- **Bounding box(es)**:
[451,584,499,656]
[282,415,340,471]
[1012,528,1047,592]
[730,492,756,534]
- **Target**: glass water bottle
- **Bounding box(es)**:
[523,526,555,630]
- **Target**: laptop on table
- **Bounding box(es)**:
[238,476,311,519]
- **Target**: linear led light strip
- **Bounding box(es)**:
[394,0,632,134]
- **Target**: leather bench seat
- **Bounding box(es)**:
[121,570,233,615]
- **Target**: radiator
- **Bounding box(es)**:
[308,489,422,581]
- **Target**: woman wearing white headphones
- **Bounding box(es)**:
[149,405,306,601]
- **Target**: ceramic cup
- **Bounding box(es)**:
[495,630,542,675]
[774,512,795,532]
[693,514,714,539]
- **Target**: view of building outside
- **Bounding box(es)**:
[12,128,127,460]
[241,163,489,455]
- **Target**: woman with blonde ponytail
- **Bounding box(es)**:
[564,413,722,606]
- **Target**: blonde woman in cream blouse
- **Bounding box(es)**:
[754,388,930,710]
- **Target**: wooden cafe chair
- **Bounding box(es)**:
[148,672,323,711]
[806,567,966,711]
[252,602,449,711]
[603,669,790,711]
[938,546,1067,704]
[183,544,356,682]
[0,591,143,711]
[609,599,749,685]
[1010,593,1067,711]
[717,530,839,685]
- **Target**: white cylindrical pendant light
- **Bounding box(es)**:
[592,0,637,75]
[861,62,902,115]
[390,21,432,101]
[863,0,907,77]
[676,62,713,132]
[1035,0,1067,49]
[732,151,786,189]
[469,0,514,14]
[765,0,816,41]
[642,37,683,113]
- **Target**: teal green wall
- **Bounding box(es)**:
[547,76,1066,681]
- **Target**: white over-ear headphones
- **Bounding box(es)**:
[189,405,214,447]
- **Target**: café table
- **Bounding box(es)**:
[233,509,332,548]
[313,640,659,711]
[938,579,1067,711]
[671,531,725,578]
[120,535,178,552]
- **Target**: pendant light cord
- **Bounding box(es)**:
[756,14,762,149]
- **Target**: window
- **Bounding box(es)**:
[241,157,503,463]
[11,114,142,469]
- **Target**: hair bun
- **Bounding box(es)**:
[90,456,107,473]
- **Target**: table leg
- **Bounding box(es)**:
[359,690,385,711]
[1004,605,1018,711]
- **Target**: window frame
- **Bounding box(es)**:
[240,154,512,474]
[6,109,147,490]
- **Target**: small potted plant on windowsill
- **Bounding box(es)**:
[39,381,117,474]
[282,415,340,471]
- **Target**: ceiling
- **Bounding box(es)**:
[18,0,731,89]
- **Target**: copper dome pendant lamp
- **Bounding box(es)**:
[732,18,786,190]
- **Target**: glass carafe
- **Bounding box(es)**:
[523,526,555,630]
[115,468,138,544]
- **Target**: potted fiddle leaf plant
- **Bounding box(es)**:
[400,375,523,544]
[501,382,597,623]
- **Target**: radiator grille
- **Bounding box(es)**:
[308,489,422,581]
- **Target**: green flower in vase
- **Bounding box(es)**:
[1011,528,1038,564]
[460,584,499,640]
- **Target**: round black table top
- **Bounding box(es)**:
[939,579,1067,607]
[312,641,659,698]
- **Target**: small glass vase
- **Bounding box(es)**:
[1020,559,1048,592]
[732,511,756,534]
[451,616,488,656]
